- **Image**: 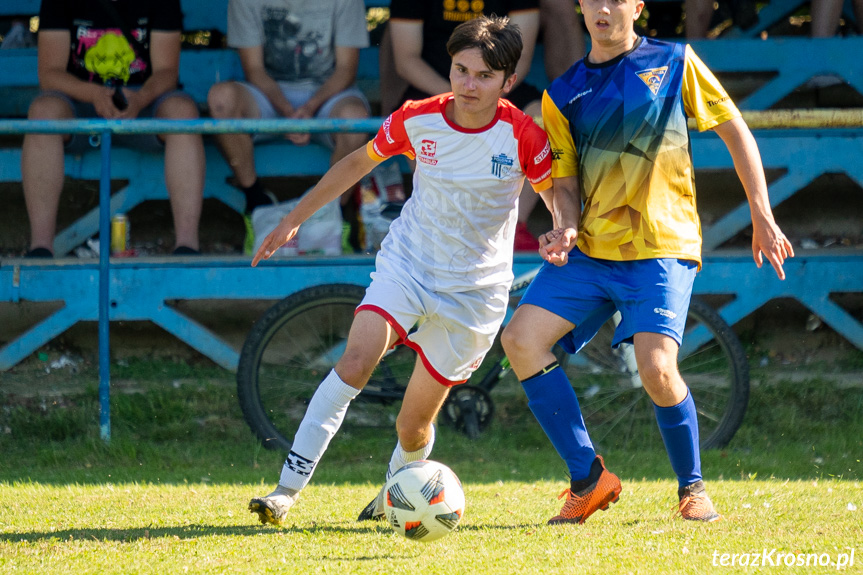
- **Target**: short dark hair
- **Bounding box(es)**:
[446,15,523,79]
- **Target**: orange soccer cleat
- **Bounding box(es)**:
[548,455,622,525]
[674,480,721,522]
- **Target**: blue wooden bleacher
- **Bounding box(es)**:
[1,0,863,373]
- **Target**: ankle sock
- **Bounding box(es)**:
[387,425,436,479]
[570,456,603,493]
[242,179,275,213]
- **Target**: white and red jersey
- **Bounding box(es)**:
[366,94,552,292]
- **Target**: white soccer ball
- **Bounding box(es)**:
[384,460,465,542]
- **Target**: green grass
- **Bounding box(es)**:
[1,361,862,573]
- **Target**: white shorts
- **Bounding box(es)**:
[238,81,370,147]
[357,255,509,386]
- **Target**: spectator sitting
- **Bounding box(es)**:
[22,0,205,257]
[207,0,372,254]
[381,0,547,251]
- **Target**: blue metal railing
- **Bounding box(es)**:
[0,117,385,440]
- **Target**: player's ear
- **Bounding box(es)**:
[501,72,517,94]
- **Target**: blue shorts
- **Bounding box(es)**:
[519,248,698,354]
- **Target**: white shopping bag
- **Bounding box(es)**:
[251,191,342,257]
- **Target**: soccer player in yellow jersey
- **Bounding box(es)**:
[501,0,794,524]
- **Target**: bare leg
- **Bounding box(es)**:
[811,0,843,36]
[207,81,260,187]
[632,332,688,406]
[397,360,452,451]
[540,0,585,80]
[685,0,714,39]
[378,25,410,116]
[21,95,74,254]
[157,95,204,251]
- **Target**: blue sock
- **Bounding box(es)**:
[654,390,702,487]
[521,365,596,480]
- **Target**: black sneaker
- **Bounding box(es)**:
[357,484,386,521]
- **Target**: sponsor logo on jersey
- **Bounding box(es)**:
[491,153,514,178]
[636,66,669,96]
[469,354,484,371]
[534,142,551,164]
[419,139,439,165]
[551,148,564,160]
[707,95,730,107]
[567,87,592,105]
[654,307,677,320]
[420,139,437,157]
[529,167,552,184]
[382,115,395,144]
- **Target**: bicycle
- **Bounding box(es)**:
[236,268,749,453]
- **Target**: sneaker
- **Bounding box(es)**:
[243,214,256,256]
[548,455,622,525]
[24,247,54,258]
[513,221,539,251]
[172,246,200,256]
[357,484,386,521]
[248,491,299,526]
[675,480,721,522]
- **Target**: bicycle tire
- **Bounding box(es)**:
[236,284,416,451]
[479,297,749,451]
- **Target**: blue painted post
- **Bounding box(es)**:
[98,130,112,442]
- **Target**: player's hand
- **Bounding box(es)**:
[751,220,794,280]
[539,227,577,266]
[286,105,312,146]
[251,217,299,267]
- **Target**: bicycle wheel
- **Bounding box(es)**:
[564,297,749,451]
[237,284,416,451]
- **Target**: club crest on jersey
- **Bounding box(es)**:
[491,153,514,178]
[419,139,438,165]
[636,67,668,96]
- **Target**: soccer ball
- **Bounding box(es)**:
[384,460,465,542]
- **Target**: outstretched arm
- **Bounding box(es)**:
[251,146,379,266]
[713,117,794,279]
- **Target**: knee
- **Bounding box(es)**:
[207,82,243,119]
[331,98,369,121]
[157,95,199,119]
[501,322,532,358]
[637,359,678,391]
[27,95,71,120]
[335,348,377,386]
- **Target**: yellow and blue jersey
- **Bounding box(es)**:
[542,37,740,267]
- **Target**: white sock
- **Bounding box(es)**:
[278,369,360,492]
[387,424,436,479]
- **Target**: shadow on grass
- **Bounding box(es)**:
[2,519,554,545]
[0,522,394,543]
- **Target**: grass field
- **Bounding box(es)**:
[1,359,862,574]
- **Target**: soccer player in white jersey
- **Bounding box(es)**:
[247,15,553,526]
